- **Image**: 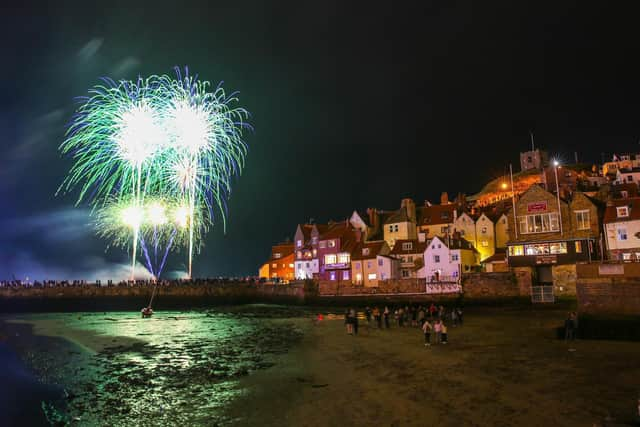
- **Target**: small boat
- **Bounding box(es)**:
[141,307,154,318]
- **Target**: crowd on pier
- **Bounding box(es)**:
[0,277,265,288]
[342,303,464,347]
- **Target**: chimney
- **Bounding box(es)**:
[401,198,416,222]
[441,192,449,205]
[367,208,379,231]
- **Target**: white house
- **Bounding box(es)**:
[422,235,479,282]
[389,238,428,279]
[616,167,640,184]
[293,223,327,280]
[603,198,640,261]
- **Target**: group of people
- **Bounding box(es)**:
[343,303,464,347]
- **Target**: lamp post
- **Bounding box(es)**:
[553,160,563,236]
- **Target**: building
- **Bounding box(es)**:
[520,148,549,172]
[317,221,359,282]
[383,198,417,248]
[603,198,640,261]
[602,153,640,177]
[421,235,479,282]
[616,167,640,185]
[505,185,601,296]
[389,238,428,279]
[349,211,370,240]
[293,223,327,280]
[351,240,398,286]
[416,193,458,238]
[453,211,476,245]
[474,212,496,261]
[495,212,510,249]
[258,242,295,282]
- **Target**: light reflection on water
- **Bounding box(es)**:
[26,307,305,426]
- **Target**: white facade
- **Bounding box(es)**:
[422,236,478,281]
[295,258,319,280]
[616,168,640,184]
[604,218,640,259]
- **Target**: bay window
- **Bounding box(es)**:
[518,213,560,234]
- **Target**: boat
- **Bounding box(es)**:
[141,306,154,318]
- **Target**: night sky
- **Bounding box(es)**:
[2,2,640,279]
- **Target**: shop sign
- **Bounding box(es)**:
[527,201,548,213]
[535,255,557,264]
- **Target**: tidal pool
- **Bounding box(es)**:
[4,305,308,426]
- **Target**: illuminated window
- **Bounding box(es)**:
[289,263,294,268]
[329,271,336,281]
[508,245,524,256]
[355,273,362,283]
[368,273,377,280]
[575,241,582,253]
[481,240,489,247]
[296,239,302,248]
[517,213,560,234]
[481,226,487,234]
[312,249,317,257]
[338,253,350,264]
[325,254,337,264]
[296,251,302,259]
[343,270,350,280]
[575,210,590,230]
[328,240,336,248]
[312,236,318,244]
[402,242,413,250]
[274,253,282,259]
[617,227,628,241]
[623,253,632,261]
[272,263,277,268]
[617,206,629,218]
[362,248,370,256]
[282,264,285,268]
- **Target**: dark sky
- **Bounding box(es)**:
[1,1,640,279]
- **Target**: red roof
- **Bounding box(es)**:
[351,240,387,260]
[603,198,640,223]
[389,239,428,255]
[417,204,458,225]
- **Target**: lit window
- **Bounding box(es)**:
[617,206,629,218]
[296,251,302,259]
[517,213,560,234]
[368,273,377,280]
[312,237,318,244]
[272,263,277,268]
[274,253,282,259]
[508,245,524,256]
[481,240,489,247]
[296,239,302,248]
[575,241,582,253]
[343,270,350,280]
[338,253,350,264]
[289,263,294,268]
[617,228,628,241]
[312,249,317,257]
[402,242,413,251]
[362,248,370,256]
[575,210,590,230]
[434,255,440,263]
[623,253,632,260]
[355,273,362,283]
[329,271,336,281]
[325,254,337,264]
[282,264,286,268]
[481,226,487,234]
[328,240,336,248]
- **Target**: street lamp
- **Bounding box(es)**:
[553,160,563,236]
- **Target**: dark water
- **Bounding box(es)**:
[1,305,307,426]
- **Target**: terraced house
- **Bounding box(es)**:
[506,184,601,299]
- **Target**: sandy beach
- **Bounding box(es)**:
[3,306,640,426]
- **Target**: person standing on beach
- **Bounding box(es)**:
[365,307,372,325]
[441,322,448,344]
[373,306,381,328]
[434,319,442,344]
[351,308,359,335]
[383,306,390,328]
[422,319,433,346]
[418,307,425,327]
[345,309,353,335]
[429,303,436,318]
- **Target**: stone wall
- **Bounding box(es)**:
[512,267,533,296]
[461,272,520,298]
[552,264,577,296]
[576,262,640,314]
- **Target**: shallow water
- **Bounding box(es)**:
[4,305,307,426]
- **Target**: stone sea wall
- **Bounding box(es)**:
[576,263,640,315]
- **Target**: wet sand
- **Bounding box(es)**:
[259,308,640,427]
[4,307,640,426]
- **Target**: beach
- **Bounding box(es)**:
[2,306,640,426]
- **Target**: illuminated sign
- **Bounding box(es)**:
[527,201,548,213]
